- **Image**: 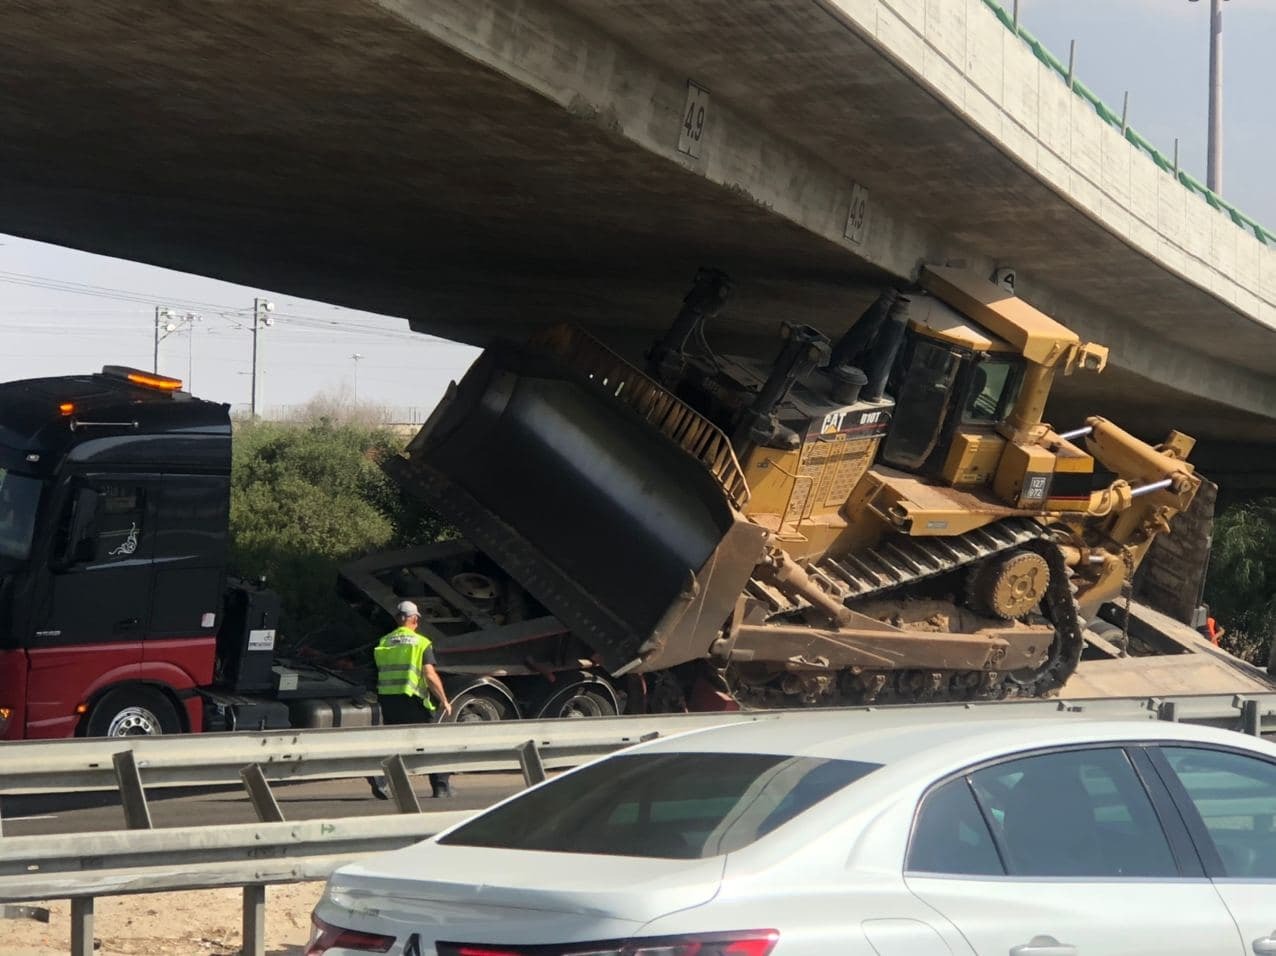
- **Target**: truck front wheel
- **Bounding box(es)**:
[86,686,182,737]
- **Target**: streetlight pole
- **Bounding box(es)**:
[1191,0,1228,194]
[351,353,364,402]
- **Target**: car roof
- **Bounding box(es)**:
[636,712,1274,768]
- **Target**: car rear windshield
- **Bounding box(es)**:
[439,751,880,859]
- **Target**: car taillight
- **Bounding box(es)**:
[439,930,780,956]
[306,914,395,955]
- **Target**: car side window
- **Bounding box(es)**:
[1161,747,1276,878]
[907,776,1004,875]
[969,748,1178,878]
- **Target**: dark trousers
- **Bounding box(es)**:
[378,694,451,790]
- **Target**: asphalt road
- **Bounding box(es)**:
[0,772,529,837]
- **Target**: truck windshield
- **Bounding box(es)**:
[439,751,880,859]
[0,469,43,561]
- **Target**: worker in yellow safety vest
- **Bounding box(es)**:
[369,600,454,800]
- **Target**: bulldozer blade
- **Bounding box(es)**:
[393,335,767,674]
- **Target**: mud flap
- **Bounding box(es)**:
[393,338,766,674]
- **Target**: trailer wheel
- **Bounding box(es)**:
[447,688,512,723]
[86,686,181,738]
[538,685,619,719]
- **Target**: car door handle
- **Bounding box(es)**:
[1253,934,1276,955]
[1010,937,1077,956]
[113,617,140,632]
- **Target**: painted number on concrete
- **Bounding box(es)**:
[678,81,709,158]
[844,182,870,244]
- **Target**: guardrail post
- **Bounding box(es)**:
[112,750,153,830]
[240,764,286,823]
[518,740,546,786]
[1242,698,1261,736]
[381,755,422,814]
[1157,701,1179,723]
[70,897,94,956]
[242,884,266,956]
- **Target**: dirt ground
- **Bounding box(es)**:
[0,883,326,955]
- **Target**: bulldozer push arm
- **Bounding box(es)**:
[355,267,1205,710]
[1051,416,1201,617]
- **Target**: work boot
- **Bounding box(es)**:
[367,776,390,801]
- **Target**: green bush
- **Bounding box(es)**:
[229,417,444,648]
[1205,499,1276,667]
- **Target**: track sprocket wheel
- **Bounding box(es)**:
[969,549,1051,619]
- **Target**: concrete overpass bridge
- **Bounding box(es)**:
[2,0,1274,482]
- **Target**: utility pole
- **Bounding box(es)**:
[1190,0,1228,193]
[351,353,364,402]
[250,298,274,418]
[186,315,200,391]
[1207,0,1224,193]
[153,307,188,377]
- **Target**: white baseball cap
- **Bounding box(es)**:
[395,600,420,620]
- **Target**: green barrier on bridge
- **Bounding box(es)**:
[979,0,1275,247]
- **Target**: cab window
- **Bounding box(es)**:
[0,468,44,561]
[93,484,147,562]
[881,339,962,470]
[962,358,1021,425]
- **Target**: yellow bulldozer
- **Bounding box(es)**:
[345,267,1202,715]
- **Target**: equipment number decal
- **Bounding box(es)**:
[677,81,709,158]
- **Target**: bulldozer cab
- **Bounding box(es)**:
[878,298,1025,479]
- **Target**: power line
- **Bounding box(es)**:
[0,270,243,313]
[0,272,463,346]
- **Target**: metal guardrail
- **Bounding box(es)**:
[4,693,1276,955]
[7,693,1276,798]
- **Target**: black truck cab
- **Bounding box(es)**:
[0,367,231,738]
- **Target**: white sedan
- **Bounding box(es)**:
[307,713,1276,955]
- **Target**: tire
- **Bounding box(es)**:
[580,690,618,717]
[540,685,619,719]
[85,686,182,738]
[446,688,512,723]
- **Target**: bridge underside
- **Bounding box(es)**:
[2,0,1274,471]
[0,1,890,340]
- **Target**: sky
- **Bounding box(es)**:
[0,241,480,421]
[0,0,1270,415]
[1019,0,1276,227]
